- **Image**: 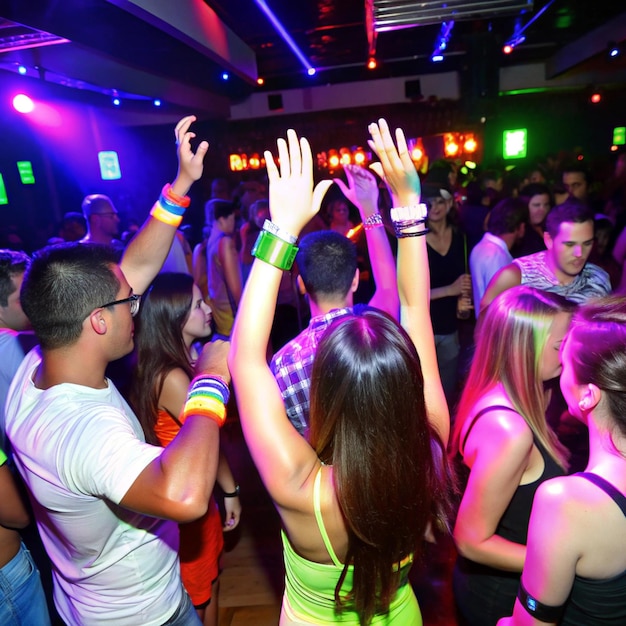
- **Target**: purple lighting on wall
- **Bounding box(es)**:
[253,0,316,76]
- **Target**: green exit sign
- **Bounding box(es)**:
[503,129,527,159]
[16,161,35,184]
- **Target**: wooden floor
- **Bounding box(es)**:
[216,419,460,625]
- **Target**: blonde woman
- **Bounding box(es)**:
[451,287,572,626]
[500,297,626,625]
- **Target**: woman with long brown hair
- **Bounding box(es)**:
[130,272,241,626]
[229,120,451,625]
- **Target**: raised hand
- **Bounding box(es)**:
[196,339,231,384]
[367,118,420,207]
[264,129,332,237]
[174,115,209,191]
[333,164,379,218]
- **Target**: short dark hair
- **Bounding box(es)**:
[545,198,594,238]
[519,183,551,202]
[211,199,236,222]
[560,162,590,183]
[297,231,357,302]
[0,249,30,307]
[22,243,120,350]
[487,198,529,236]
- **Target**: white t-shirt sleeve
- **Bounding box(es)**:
[58,406,162,505]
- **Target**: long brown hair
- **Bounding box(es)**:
[130,273,194,445]
[309,306,448,624]
[452,286,572,467]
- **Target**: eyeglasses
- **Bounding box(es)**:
[94,212,119,218]
[100,294,141,317]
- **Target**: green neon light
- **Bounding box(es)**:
[613,127,626,146]
[16,161,35,184]
[0,174,8,205]
[503,129,528,159]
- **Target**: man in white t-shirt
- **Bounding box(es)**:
[5,116,221,626]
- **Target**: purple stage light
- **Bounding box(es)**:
[13,94,35,113]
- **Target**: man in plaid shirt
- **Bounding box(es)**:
[270,166,399,437]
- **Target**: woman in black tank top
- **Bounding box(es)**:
[501,297,626,625]
[450,287,573,626]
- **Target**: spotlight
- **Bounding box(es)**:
[607,41,621,59]
[307,68,316,76]
[590,92,602,104]
[503,44,513,55]
[112,98,120,106]
[222,72,229,81]
[13,94,34,114]
[257,77,265,85]
[431,21,454,64]
[367,57,377,70]
[153,99,161,107]
[18,65,27,75]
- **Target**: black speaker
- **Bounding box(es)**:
[405,79,422,100]
[268,94,283,111]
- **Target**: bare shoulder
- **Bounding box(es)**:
[161,367,191,396]
[480,263,522,310]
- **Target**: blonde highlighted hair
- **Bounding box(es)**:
[452,286,573,467]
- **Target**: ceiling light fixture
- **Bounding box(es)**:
[503,0,555,54]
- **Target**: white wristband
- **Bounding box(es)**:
[390,203,428,223]
[262,219,297,244]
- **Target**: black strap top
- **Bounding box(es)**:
[561,472,626,625]
[460,405,564,545]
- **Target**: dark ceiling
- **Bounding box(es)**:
[0,0,625,117]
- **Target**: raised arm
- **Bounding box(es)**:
[121,116,209,294]
[368,119,449,444]
[334,164,399,318]
[228,131,332,508]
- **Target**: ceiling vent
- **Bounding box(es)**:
[371,0,534,32]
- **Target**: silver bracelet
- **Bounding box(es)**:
[262,219,297,244]
[363,213,384,231]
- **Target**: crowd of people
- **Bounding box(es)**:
[1,112,626,626]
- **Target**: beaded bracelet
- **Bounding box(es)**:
[396,228,430,239]
[150,201,183,227]
[252,230,299,271]
[363,213,384,231]
[262,219,297,244]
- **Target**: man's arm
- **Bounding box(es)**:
[120,341,228,523]
[121,116,208,295]
[479,263,522,313]
[334,164,399,319]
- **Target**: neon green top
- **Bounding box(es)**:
[0,447,6,466]
[280,468,422,625]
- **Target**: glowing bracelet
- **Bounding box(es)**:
[189,375,230,404]
[162,183,191,208]
[159,195,186,216]
[252,230,298,271]
[150,202,183,227]
[182,397,226,427]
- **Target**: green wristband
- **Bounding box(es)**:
[252,230,299,270]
